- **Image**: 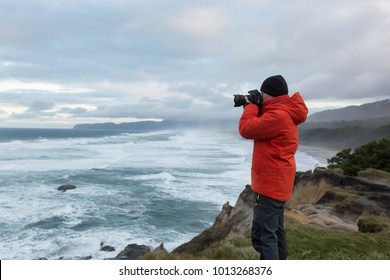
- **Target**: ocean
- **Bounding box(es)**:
[0,127,333,259]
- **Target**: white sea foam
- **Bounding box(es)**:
[128,171,176,181]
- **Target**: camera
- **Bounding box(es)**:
[233,89,263,107]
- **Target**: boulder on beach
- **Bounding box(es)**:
[100,242,116,252]
[115,244,151,260]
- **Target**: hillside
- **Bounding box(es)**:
[299,99,390,149]
[299,124,390,149]
[307,99,390,123]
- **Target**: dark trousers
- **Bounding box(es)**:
[252,192,288,260]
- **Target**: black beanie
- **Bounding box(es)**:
[260,75,288,97]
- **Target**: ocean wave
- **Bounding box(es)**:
[126,171,176,181]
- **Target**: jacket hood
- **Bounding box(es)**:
[263,92,308,125]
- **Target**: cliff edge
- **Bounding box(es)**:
[118,168,390,259]
[288,168,390,231]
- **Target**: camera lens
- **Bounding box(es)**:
[233,95,247,107]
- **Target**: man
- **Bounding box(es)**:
[239,75,308,260]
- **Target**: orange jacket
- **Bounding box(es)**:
[239,93,308,201]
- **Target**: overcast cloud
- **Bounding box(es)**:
[0,0,389,127]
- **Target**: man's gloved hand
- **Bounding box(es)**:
[247,89,263,106]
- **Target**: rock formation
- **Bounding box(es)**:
[115,244,151,260]
[172,185,253,255]
[100,242,115,252]
[57,184,77,192]
[170,168,390,256]
[288,168,390,230]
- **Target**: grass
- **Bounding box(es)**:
[144,216,390,260]
[357,216,390,233]
[286,217,390,259]
[328,187,360,212]
[358,168,390,185]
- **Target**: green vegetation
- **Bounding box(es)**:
[286,217,389,260]
[299,123,390,149]
[358,168,390,185]
[358,216,390,233]
[324,187,359,212]
[327,138,390,176]
[144,216,390,260]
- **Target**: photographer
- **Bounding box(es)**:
[238,75,308,260]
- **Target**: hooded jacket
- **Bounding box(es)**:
[239,92,308,201]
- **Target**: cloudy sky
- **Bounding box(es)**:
[0,0,389,128]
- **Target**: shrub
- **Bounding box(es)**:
[327,138,390,176]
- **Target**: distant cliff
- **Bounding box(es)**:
[297,99,390,149]
[299,99,390,149]
[73,120,185,130]
[307,99,390,123]
[73,119,238,131]
[299,124,390,149]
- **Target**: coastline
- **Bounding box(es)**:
[297,145,338,170]
[0,127,341,260]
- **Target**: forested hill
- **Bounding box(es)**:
[299,124,390,149]
[307,99,390,123]
[299,99,390,149]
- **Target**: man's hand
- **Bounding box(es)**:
[248,90,263,106]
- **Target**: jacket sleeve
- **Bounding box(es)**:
[239,104,282,140]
